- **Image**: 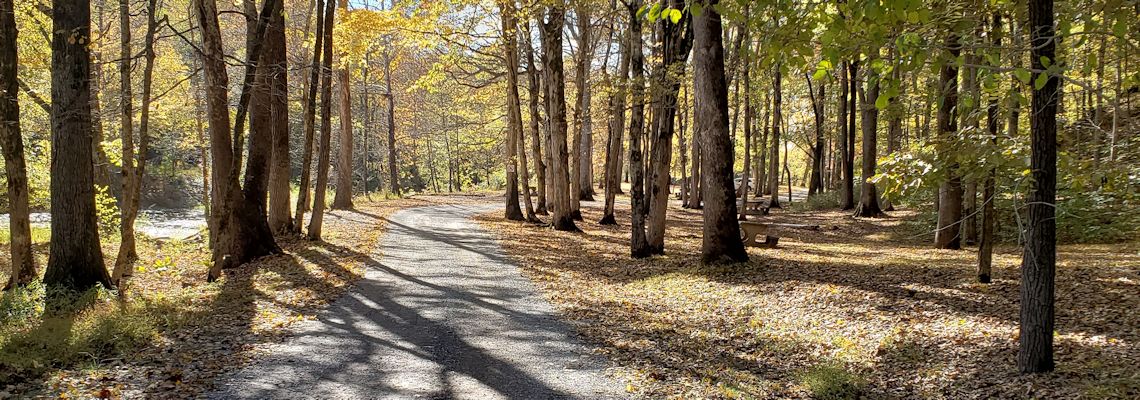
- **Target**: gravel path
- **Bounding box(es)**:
[210,204,625,399]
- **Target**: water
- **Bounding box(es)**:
[0,209,207,240]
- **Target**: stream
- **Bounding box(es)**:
[0,209,207,240]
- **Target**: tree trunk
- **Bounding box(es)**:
[884,65,902,211]
[935,33,963,249]
[601,17,630,225]
[838,62,852,209]
[307,0,335,240]
[853,69,883,217]
[522,20,547,215]
[807,72,825,197]
[627,0,648,257]
[979,13,1002,284]
[266,1,291,233]
[694,0,746,264]
[541,4,576,231]
[0,0,35,289]
[766,67,782,208]
[332,31,354,210]
[293,0,325,232]
[384,50,399,196]
[1019,0,1057,373]
[112,0,137,282]
[645,0,692,255]
[44,0,111,293]
[574,5,595,203]
[500,0,524,221]
[737,29,752,220]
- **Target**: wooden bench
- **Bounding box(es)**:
[738,199,770,216]
[740,222,821,248]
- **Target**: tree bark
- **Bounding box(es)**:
[853,69,883,217]
[113,0,137,281]
[266,1,292,233]
[646,0,692,254]
[627,0,648,257]
[500,0,524,221]
[838,61,853,209]
[308,0,336,239]
[601,16,630,225]
[574,5,595,203]
[293,0,326,232]
[45,0,111,292]
[766,67,782,208]
[0,0,35,289]
[522,20,547,215]
[384,49,399,196]
[332,1,354,211]
[694,0,746,264]
[1019,0,1057,373]
[978,13,1002,284]
[541,4,577,231]
[807,72,825,196]
[935,33,963,249]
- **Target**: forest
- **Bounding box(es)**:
[0,0,1137,397]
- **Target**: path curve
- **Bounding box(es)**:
[211,204,625,399]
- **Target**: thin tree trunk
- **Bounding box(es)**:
[113,0,137,282]
[293,0,325,232]
[646,0,692,254]
[627,0,648,256]
[307,0,335,240]
[332,12,354,210]
[0,0,35,289]
[522,20,547,215]
[935,33,964,249]
[853,68,883,217]
[500,0,524,221]
[574,5,595,202]
[766,67,782,208]
[601,17,630,225]
[384,50,399,196]
[978,13,1002,283]
[807,72,825,196]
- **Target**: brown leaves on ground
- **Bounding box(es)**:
[476,196,1140,399]
[0,194,488,399]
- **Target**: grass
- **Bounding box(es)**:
[0,226,51,245]
[477,195,1140,399]
[0,194,479,397]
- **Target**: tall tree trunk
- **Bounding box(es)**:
[293,0,326,232]
[737,30,752,220]
[1019,0,1057,373]
[266,1,291,232]
[113,0,136,280]
[308,0,335,239]
[646,0,692,254]
[694,0,746,264]
[500,0,524,221]
[522,20,547,215]
[962,30,981,245]
[0,0,35,289]
[44,0,111,292]
[541,4,577,231]
[978,14,1001,284]
[755,90,768,197]
[384,50,399,196]
[884,65,902,211]
[627,0,648,257]
[114,0,159,282]
[844,61,858,210]
[854,68,883,217]
[838,61,853,209]
[935,33,963,249]
[574,5,595,203]
[331,2,354,210]
[601,17,630,225]
[807,72,825,196]
[766,67,782,208]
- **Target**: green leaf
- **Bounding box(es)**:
[1014,68,1032,84]
[875,93,889,110]
[1039,56,1051,68]
[1034,72,1049,90]
[668,9,682,24]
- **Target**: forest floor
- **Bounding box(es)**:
[0,194,491,399]
[477,193,1140,399]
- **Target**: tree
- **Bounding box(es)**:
[43,0,111,293]
[600,11,629,226]
[839,61,855,210]
[308,0,336,240]
[573,4,595,203]
[626,0,648,257]
[853,68,884,217]
[294,0,327,232]
[331,0,354,210]
[266,0,291,233]
[978,13,1003,284]
[500,0,524,221]
[383,47,399,197]
[1019,0,1058,373]
[766,66,782,208]
[645,0,692,254]
[521,20,547,215]
[806,72,825,197]
[0,0,35,289]
[934,33,963,249]
[694,0,746,264]
[540,2,577,232]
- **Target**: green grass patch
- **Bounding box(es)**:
[797,362,865,400]
[0,226,51,245]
